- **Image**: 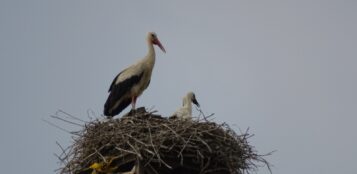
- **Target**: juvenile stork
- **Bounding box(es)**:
[104,32,166,117]
[172,92,200,120]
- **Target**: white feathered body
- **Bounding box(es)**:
[173,94,194,120]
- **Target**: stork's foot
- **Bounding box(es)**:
[135,107,146,114]
[125,107,147,117]
[128,109,136,116]
[169,115,178,120]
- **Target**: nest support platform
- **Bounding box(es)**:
[59,107,270,174]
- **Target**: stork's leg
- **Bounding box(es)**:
[131,96,137,110]
[128,96,137,116]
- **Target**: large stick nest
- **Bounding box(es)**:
[57,107,270,174]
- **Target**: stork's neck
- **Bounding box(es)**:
[183,97,193,115]
[145,41,156,67]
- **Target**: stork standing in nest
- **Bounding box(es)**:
[172,92,200,120]
[104,32,166,118]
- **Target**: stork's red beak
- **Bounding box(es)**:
[153,39,166,53]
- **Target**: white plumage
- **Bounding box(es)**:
[172,92,200,120]
[104,32,166,118]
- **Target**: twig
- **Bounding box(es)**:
[56,109,87,123]
[42,119,75,135]
[197,136,212,153]
[127,141,143,160]
[50,115,83,127]
[95,148,107,163]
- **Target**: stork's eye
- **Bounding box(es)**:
[151,33,155,38]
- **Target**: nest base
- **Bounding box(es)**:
[59,107,269,174]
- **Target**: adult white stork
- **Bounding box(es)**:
[172,92,200,120]
[104,32,166,117]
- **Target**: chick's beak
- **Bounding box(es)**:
[192,98,200,107]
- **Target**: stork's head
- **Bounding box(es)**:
[148,32,166,53]
[187,91,200,107]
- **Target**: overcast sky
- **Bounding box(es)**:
[1,0,356,173]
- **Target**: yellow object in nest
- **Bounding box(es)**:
[89,157,118,174]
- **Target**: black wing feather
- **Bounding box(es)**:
[108,71,123,92]
[104,71,144,117]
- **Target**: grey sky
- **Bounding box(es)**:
[1,0,356,173]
